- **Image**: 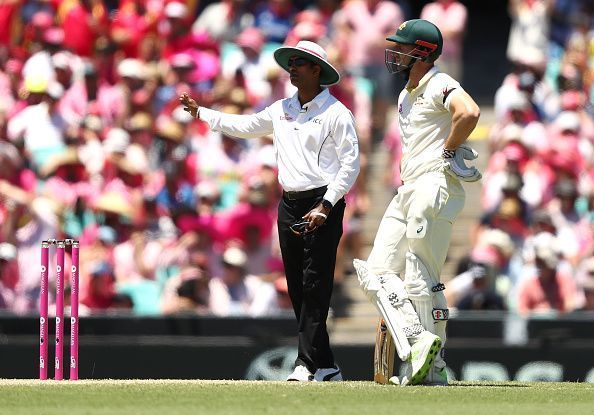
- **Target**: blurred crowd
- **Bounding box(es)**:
[443,0,594,316]
[0,0,426,317]
[1,0,593,320]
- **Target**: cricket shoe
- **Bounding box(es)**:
[314,367,343,381]
[287,365,314,381]
[422,366,448,386]
[401,331,442,386]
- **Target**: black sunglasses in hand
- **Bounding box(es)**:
[290,220,317,236]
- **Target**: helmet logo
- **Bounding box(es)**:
[399,22,407,31]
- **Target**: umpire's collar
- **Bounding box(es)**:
[289,88,331,112]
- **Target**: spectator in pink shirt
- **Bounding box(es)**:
[338,0,404,140]
[421,0,467,81]
[517,232,578,315]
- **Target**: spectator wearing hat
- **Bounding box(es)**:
[154,53,202,116]
[542,178,582,263]
[222,27,273,107]
[476,194,529,249]
[7,79,68,170]
[447,229,514,308]
[113,58,156,126]
[21,25,66,91]
[0,180,62,312]
[209,246,278,317]
[517,232,579,315]
[102,127,148,193]
[456,263,506,311]
[161,266,211,315]
[181,39,359,382]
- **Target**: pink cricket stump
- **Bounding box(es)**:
[39,241,49,380]
[69,241,79,380]
[55,241,65,380]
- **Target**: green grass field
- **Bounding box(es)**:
[0,380,592,415]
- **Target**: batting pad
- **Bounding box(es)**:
[354,259,424,361]
[404,252,449,370]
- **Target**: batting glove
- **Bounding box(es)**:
[442,145,482,182]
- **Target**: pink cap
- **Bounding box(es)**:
[293,21,326,41]
[560,90,583,111]
[32,11,53,28]
[236,28,265,52]
[43,27,64,45]
[170,53,195,68]
[502,142,528,161]
[5,59,23,74]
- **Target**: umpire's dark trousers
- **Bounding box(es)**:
[278,189,345,372]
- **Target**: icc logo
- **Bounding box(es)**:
[40,317,45,325]
[71,317,76,324]
[56,317,61,325]
[41,265,46,273]
[56,265,62,273]
[55,358,60,369]
[72,265,77,273]
[70,356,76,368]
[40,357,45,368]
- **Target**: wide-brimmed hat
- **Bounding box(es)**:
[274,40,340,86]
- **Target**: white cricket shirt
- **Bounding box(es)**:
[398,66,463,183]
[199,88,360,205]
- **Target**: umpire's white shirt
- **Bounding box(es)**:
[398,66,463,183]
[199,88,360,205]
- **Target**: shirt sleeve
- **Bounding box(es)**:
[199,106,274,139]
[323,110,360,205]
[428,73,462,112]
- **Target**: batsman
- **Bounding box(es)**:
[354,19,481,386]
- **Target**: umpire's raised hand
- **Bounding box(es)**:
[179,92,199,118]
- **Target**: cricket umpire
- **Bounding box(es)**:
[354,19,481,386]
[180,40,360,382]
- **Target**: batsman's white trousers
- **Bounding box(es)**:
[367,171,465,279]
[367,171,465,369]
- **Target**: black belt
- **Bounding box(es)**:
[283,186,327,201]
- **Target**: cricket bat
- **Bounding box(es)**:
[373,318,395,384]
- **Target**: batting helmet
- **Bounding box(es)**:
[386,19,443,62]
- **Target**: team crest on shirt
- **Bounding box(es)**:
[280,113,293,121]
[414,94,425,105]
